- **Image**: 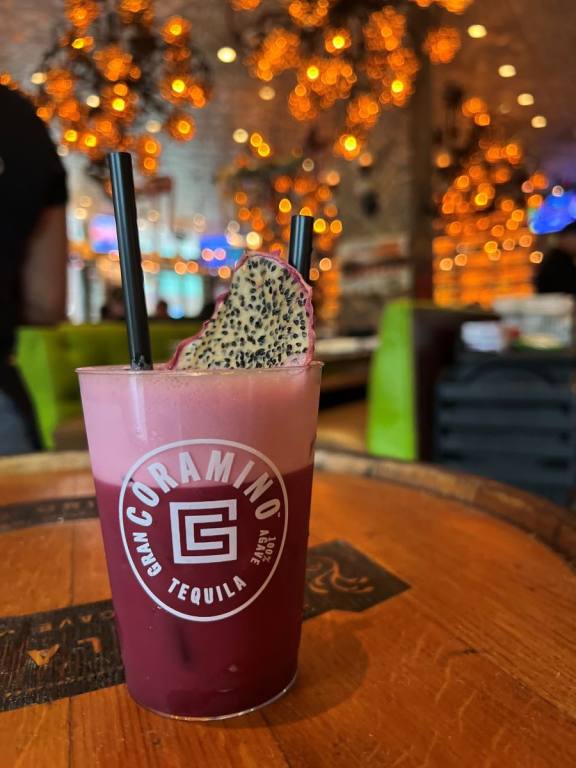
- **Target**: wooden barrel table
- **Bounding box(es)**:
[1,449,576,767]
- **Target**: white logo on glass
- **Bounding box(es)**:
[170,500,238,564]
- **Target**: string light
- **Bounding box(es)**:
[467,24,487,38]
[71,36,94,51]
[435,151,452,168]
[432,0,473,10]
[531,115,547,128]
[474,112,490,126]
[246,231,262,249]
[335,133,361,160]
[424,27,461,64]
[288,0,331,27]
[64,128,79,143]
[230,0,261,9]
[498,64,517,78]
[359,151,374,167]
[258,85,276,100]
[217,47,237,63]
[166,111,196,141]
[162,15,190,43]
[517,93,534,106]
[233,128,249,143]
[324,29,352,55]
[193,214,207,232]
[309,267,320,281]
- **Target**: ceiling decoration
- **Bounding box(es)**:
[229,0,470,159]
[2,0,212,180]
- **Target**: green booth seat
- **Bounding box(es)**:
[367,299,417,461]
[367,299,493,461]
[15,321,200,450]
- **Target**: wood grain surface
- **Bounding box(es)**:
[1,451,576,767]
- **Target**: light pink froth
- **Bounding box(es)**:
[78,366,321,486]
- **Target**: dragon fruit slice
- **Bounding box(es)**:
[169,252,314,369]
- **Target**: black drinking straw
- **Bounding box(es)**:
[288,214,314,282]
[108,152,153,370]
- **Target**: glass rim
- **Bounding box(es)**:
[76,361,323,377]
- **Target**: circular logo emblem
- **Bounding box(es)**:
[119,439,288,622]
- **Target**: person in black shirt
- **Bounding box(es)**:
[534,221,576,295]
[0,84,68,454]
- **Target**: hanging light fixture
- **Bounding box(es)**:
[432,85,546,307]
[229,0,471,159]
[16,0,212,180]
[221,131,343,258]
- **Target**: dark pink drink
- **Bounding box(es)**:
[94,465,313,717]
[78,365,321,718]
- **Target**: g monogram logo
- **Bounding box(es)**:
[170,500,238,564]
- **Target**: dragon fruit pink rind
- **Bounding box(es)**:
[169,251,315,370]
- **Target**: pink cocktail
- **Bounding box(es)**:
[78,364,321,719]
